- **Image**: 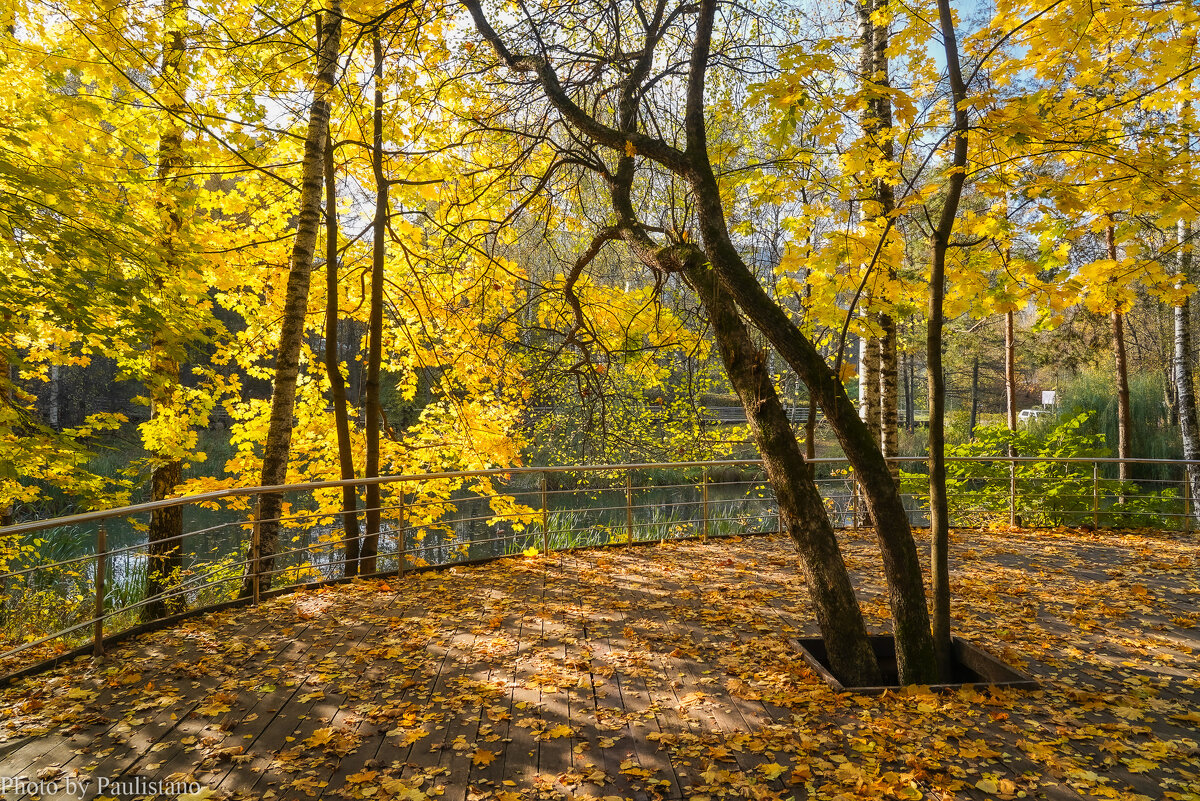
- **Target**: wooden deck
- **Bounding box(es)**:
[1,529,1197,800]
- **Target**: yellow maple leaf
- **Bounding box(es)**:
[975,778,1000,793]
[380,779,427,801]
[545,723,572,738]
[759,762,787,780]
[624,140,637,157]
[522,546,540,557]
[472,748,498,766]
[304,727,335,748]
[388,727,427,746]
[177,789,217,801]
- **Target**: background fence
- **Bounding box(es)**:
[1,456,1196,672]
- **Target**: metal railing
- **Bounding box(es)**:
[0,456,1196,675]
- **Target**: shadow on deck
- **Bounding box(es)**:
[1,530,1198,800]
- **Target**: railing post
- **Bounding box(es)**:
[398,486,408,571]
[541,473,549,556]
[701,467,709,540]
[851,476,859,532]
[1183,468,1191,534]
[251,497,261,606]
[1009,460,1017,527]
[93,522,106,657]
[625,470,633,544]
[1093,461,1100,529]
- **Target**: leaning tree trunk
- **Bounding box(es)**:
[240,2,341,599]
[145,0,188,621]
[464,0,938,683]
[686,263,882,687]
[928,0,969,678]
[323,108,361,577]
[682,8,938,678]
[362,31,387,576]
[601,21,879,683]
[687,178,936,684]
[1175,218,1200,522]
[1107,222,1132,501]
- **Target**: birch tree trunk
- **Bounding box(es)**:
[856,0,899,483]
[871,4,900,478]
[145,0,187,620]
[860,331,880,440]
[240,2,341,599]
[859,329,880,525]
[855,0,880,446]
[879,315,899,474]
[323,106,360,578]
[1175,218,1200,522]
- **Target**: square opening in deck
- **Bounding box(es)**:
[793,635,1040,694]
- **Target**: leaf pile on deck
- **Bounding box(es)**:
[1,530,1198,800]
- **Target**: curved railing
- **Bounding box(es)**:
[1,455,1196,677]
